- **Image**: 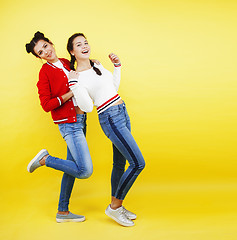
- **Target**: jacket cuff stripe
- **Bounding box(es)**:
[57,97,62,106]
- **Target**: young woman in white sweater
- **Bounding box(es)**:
[66,33,145,227]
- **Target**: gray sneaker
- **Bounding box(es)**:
[122,206,137,220]
[105,205,134,227]
[56,212,85,223]
[27,149,48,173]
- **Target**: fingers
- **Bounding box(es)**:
[69,70,79,75]
[109,53,117,61]
[69,70,79,79]
[70,70,79,74]
[109,53,120,64]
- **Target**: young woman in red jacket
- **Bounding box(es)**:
[25,31,93,223]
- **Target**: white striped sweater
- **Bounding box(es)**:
[68,63,121,114]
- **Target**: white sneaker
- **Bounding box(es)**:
[105,205,134,227]
[27,149,48,173]
[122,206,137,220]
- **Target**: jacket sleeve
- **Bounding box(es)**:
[69,79,94,112]
[37,69,63,112]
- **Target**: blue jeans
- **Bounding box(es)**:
[45,114,93,211]
[99,103,145,200]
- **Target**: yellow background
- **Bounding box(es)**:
[0,0,237,239]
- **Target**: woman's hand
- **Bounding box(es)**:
[109,53,121,65]
[61,90,74,104]
[69,70,79,80]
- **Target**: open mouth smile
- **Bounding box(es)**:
[82,50,89,54]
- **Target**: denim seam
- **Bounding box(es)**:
[108,117,139,199]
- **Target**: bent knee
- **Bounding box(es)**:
[130,159,145,171]
[83,169,93,179]
[136,157,145,171]
[138,160,145,170]
[75,167,93,179]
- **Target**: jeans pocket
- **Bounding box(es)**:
[109,108,122,119]
[108,110,124,126]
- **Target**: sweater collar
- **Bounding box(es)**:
[46,59,71,71]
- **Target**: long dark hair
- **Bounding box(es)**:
[25,31,52,58]
[67,33,101,75]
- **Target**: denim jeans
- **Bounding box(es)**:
[45,114,93,211]
[99,103,145,200]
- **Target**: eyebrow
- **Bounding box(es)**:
[37,43,47,54]
[75,40,88,44]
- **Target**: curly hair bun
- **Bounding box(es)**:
[34,31,44,39]
[25,43,32,53]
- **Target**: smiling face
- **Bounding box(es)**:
[71,36,91,60]
[33,40,58,63]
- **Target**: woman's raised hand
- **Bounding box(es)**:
[109,53,121,65]
[69,70,79,80]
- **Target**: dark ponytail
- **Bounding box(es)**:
[67,33,102,75]
[90,60,102,76]
[70,55,76,71]
[25,31,52,58]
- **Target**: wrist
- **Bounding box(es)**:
[57,96,63,106]
[114,62,121,67]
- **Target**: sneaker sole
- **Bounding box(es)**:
[56,216,85,223]
[105,209,134,227]
[127,215,137,220]
[27,149,47,173]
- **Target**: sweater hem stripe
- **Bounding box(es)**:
[97,94,121,114]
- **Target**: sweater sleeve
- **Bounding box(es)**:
[37,69,63,112]
[69,79,94,112]
[113,65,121,91]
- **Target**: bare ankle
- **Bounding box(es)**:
[110,204,122,210]
[39,154,48,166]
[111,197,123,210]
[58,211,69,215]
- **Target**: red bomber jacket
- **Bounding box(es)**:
[37,58,77,124]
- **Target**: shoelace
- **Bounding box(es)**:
[122,207,131,216]
[118,207,130,222]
